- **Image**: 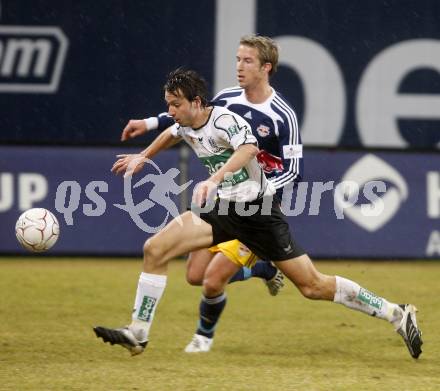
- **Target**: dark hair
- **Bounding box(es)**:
[164,68,209,107]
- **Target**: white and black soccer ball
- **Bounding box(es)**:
[15,208,60,252]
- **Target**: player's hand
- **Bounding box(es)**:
[111,154,146,177]
[121,119,148,141]
[192,180,218,207]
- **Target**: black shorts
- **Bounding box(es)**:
[195,196,304,262]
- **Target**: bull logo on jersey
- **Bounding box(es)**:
[257,125,270,138]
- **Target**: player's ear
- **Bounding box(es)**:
[193,96,202,109]
[263,62,272,74]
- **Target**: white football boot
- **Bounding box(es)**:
[184,334,213,353]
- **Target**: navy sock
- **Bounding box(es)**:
[196,293,227,338]
[228,267,252,283]
[250,260,277,280]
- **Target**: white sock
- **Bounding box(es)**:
[333,276,402,327]
[130,272,167,341]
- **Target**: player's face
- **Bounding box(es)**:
[236,45,267,88]
[165,90,198,127]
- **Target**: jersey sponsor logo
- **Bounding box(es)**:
[257,124,270,138]
[200,150,249,186]
[0,25,69,93]
[283,144,303,159]
[334,154,408,232]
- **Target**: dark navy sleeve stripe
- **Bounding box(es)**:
[213,91,243,103]
[212,87,243,101]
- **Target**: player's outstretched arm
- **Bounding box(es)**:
[121,119,148,141]
[112,127,181,176]
[121,114,175,141]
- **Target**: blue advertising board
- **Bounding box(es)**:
[0,146,181,255]
[1,145,439,258]
[1,0,440,149]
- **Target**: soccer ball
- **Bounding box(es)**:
[15,208,60,252]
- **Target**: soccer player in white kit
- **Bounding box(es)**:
[117,35,302,300]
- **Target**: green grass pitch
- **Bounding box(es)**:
[1,258,439,390]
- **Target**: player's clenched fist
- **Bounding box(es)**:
[192,180,218,207]
[121,119,148,141]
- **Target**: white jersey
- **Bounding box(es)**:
[170,106,275,202]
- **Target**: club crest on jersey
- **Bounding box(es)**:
[208,137,223,153]
[257,125,270,138]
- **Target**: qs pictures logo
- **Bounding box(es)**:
[334,154,408,232]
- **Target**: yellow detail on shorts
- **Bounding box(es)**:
[209,239,257,268]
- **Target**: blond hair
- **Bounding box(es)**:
[240,35,279,76]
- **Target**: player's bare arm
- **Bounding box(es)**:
[193,143,259,206]
[111,127,181,176]
[210,143,259,185]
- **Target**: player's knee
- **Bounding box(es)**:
[299,284,319,300]
[202,275,225,296]
[143,239,165,266]
[297,277,325,300]
[186,270,203,286]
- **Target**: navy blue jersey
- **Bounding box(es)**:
[157,86,303,196]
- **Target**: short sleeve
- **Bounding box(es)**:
[213,113,257,150]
